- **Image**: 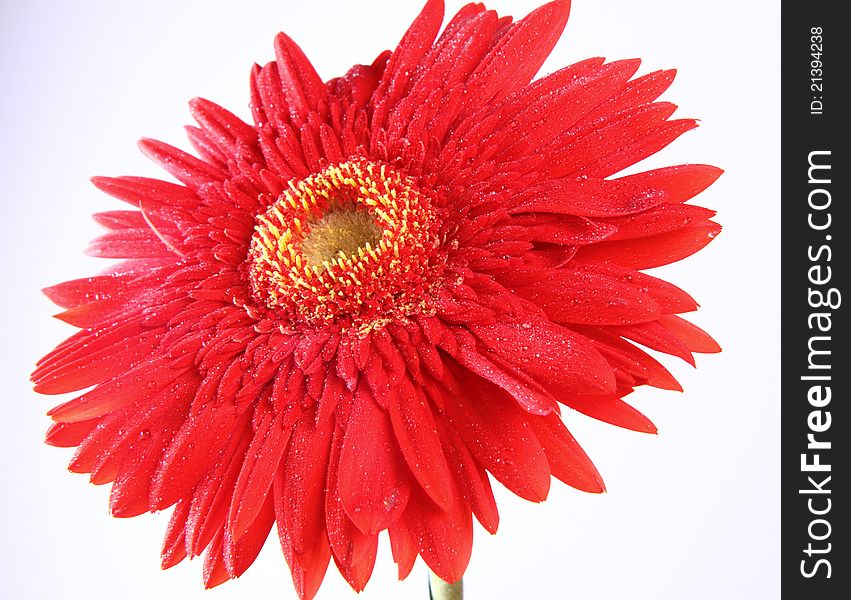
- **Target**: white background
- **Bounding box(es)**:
[0,0,779,598]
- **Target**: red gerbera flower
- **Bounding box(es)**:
[34,0,721,598]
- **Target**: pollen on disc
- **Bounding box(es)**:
[246,159,447,330]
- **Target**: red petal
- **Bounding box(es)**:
[659,315,722,353]
[601,203,717,241]
[471,318,617,395]
[443,369,551,502]
[274,475,332,600]
[223,494,275,579]
[48,362,184,423]
[527,412,606,492]
[577,220,721,269]
[138,138,225,189]
[437,418,499,533]
[548,100,696,179]
[228,407,296,542]
[333,539,378,593]
[607,321,696,365]
[91,175,200,209]
[202,529,229,589]
[109,405,187,518]
[618,164,723,204]
[388,378,455,509]
[571,261,698,314]
[67,409,129,477]
[513,176,667,218]
[281,409,334,554]
[161,500,190,569]
[325,427,378,591]
[34,323,164,395]
[52,296,133,329]
[45,418,100,447]
[483,60,641,165]
[452,330,558,415]
[338,382,412,534]
[444,58,599,169]
[508,214,617,245]
[286,536,332,600]
[188,97,258,154]
[517,268,662,326]
[403,485,472,584]
[584,119,699,180]
[151,399,245,510]
[42,275,127,309]
[185,125,227,166]
[251,62,290,132]
[587,68,676,118]
[186,409,254,558]
[467,0,571,103]
[86,228,174,259]
[385,8,499,148]
[274,33,329,124]
[370,0,444,133]
[574,327,682,392]
[85,371,195,485]
[91,210,146,230]
[388,521,418,580]
[562,394,657,434]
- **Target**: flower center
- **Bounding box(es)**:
[247,159,446,331]
[300,208,382,269]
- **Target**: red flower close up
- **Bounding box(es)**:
[33,0,721,598]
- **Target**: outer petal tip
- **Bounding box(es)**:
[542,0,572,22]
[89,175,109,190]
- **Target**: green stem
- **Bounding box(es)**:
[428,571,463,600]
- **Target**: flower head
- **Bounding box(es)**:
[34,0,720,597]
